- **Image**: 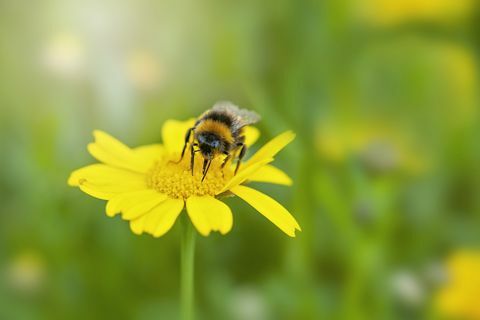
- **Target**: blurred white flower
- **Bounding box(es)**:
[126,50,164,91]
[230,287,268,320]
[42,32,85,78]
[353,198,375,225]
[360,139,400,173]
[391,270,424,307]
[5,251,46,295]
[424,262,448,286]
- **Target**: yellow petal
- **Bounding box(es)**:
[243,126,260,146]
[87,143,141,173]
[244,131,295,169]
[69,164,148,201]
[230,185,300,237]
[68,164,145,188]
[105,190,165,217]
[186,196,233,236]
[143,198,184,237]
[93,130,132,157]
[133,144,164,164]
[88,131,138,169]
[130,214,147,235]
[218,158,273,194]
[247,165,293,186]
[161,119,196,154]
[77,182,117,200]
[122,194,168,220]
[88,130,152,173]
[77,180,144,197]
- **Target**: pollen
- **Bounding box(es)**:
[146,153,233,199]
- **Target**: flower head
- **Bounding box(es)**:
[356,0,474,27]
[68,119,300,237]
[435,250,480,320]
[315,119,427,174]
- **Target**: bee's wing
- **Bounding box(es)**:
[212,101,261,129]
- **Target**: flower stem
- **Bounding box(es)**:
[181,217,196,320]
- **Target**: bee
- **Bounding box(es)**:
[176,101,261,181]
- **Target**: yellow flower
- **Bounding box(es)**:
[68,119,300,237]
[435,44,478,126]
[315,120,427,174]
[356,0,474,27]
[435,250,480,320]
[6,251,46,295]
[126,49,164,91]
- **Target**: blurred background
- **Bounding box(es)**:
[1,0,479,319]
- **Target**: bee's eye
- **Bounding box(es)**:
[212,140,220,148]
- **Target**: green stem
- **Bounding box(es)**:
[181,217,196,320]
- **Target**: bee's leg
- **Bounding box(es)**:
[201,159,212,182]
[220,152,231,169]
[190,142,195,175]
[174,127,194,163]
[202,158,208,175]
[234,143,246,175]
[220,152,231,178]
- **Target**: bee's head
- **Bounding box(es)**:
[197,132,221,159]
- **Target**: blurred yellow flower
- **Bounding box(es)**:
[356,39,478,128]
[435,44,478,126]
[315,120,426,174]
[126,50,164,91]
[357,0,474,26]
[6,251,46,295]
[42,32,85,78]
[68,119,300,237]
[435,250,480,320]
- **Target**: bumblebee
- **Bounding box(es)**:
[177,101,261,181]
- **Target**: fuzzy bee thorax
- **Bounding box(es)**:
[195,119,234,145]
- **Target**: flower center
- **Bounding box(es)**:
[147,153,233,199]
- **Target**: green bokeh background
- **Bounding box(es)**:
[1,0,479,319]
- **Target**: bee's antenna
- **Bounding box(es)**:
[201,159,212,182]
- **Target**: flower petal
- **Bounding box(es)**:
[87,130,152,173]
[130,214,147,235]
[230,185,300,237]
[143,198,184,237]
[133,144,164,164]
[93,130,132,156]
[247,165,293,186]
[218,158,273,194]
[244,131,295,169]
[186,196,233,236]
[161,119,196,154]
[68,164,146,190]
[243,126,260,146]
[77,182,117,200]
[122,194,168,220]
[105,190,166,217]
[69,164,147,199]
